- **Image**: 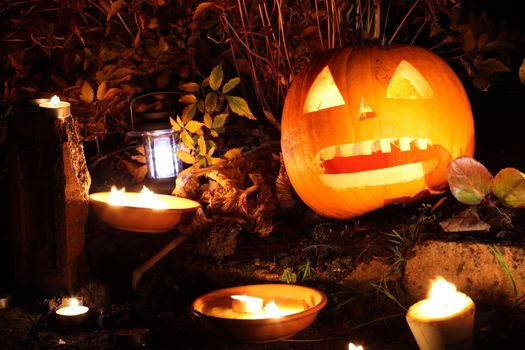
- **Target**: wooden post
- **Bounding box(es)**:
[8,107,91,295]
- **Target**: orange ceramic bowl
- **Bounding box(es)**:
[89,192,200,233]
[191,284,327,343]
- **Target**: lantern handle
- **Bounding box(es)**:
[128,90,179,134]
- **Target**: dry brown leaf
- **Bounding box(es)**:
[439,207,490,232]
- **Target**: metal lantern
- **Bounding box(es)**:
[141,128,182,179]
[128,92,183,186]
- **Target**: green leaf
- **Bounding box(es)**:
[178,82,200,92]
[179,94,197,104]
[181,103,197,124]
[448,156,493,205]
[197,135,207,156]
[185,120,203,133]
[176,115,184,127]
[222,77,240,94]
[209,64,223,91]
[170,117,181,131]
[203,114,212,129]
[207,140,216,156]
[212,113,228,129]
[180,130,195,150]
[493,168,525,208]
[196,100,204,113]
[205,92,217,113]
[176,151,196,164]
[225,95,255,120]
[204,155,223,165]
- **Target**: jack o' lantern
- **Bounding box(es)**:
[281,46,475,219]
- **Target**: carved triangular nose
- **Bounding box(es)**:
[359,97,376,120]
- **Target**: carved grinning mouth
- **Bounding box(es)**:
[314,137,439,189]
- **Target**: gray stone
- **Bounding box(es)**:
[404,239,525,307]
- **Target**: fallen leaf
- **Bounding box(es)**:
[439,207,490,232]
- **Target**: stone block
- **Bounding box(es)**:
[404,239,525,307]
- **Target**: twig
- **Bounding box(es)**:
[88,142,141,170]
[132,233,190,289]
[388,0,420,45]
[352,313,405,330]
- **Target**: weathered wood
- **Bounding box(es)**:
[8,111,91,295]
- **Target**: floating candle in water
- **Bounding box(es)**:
[231,295,264,313]
[406,276,475,350]
[107,186,168,209]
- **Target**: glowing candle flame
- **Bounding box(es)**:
[50,95,60,106]
[107,186,168,209]
[263,300,287,318]
[348,343,364,350]
[56,297,89,316]
[414,276,472,319]
[69,298,79,308]
[231,295,263,313]
[108,186,127,206]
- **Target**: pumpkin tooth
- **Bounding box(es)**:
[379,139,392,153]
[399,137,412,151]
[339,144,354,157]
[320,146,336,160]
[415,138,428,150]
[360,140,373,155]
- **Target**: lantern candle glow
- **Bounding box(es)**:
[406,276,475,350]
[142,129,182,180]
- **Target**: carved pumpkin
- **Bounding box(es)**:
[281,46,475,219]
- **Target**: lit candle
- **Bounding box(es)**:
[406,276,475,350]
[348,343,364,350]
[231,295,264,313]
[38,95,71,119]
[107,186,168,209]
[55,297,89,326]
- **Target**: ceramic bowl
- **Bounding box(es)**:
[191,284,327,343]
[89,192,200,233]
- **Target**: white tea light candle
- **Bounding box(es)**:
[231,295,264,313]
[348,343,364,350]
[406,276,475,350]
[55,297,89,327]
[38,95,71,119]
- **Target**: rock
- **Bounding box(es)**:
[8,112,91,294]
[343,258,392,292]
[404,238,525,307]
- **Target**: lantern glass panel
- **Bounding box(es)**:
[142,129,182,179]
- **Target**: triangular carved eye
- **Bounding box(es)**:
[304,66,346,113]
[359,97,376,120]
[387,60,433,99]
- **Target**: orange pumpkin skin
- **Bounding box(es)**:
[281,46,475,219]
